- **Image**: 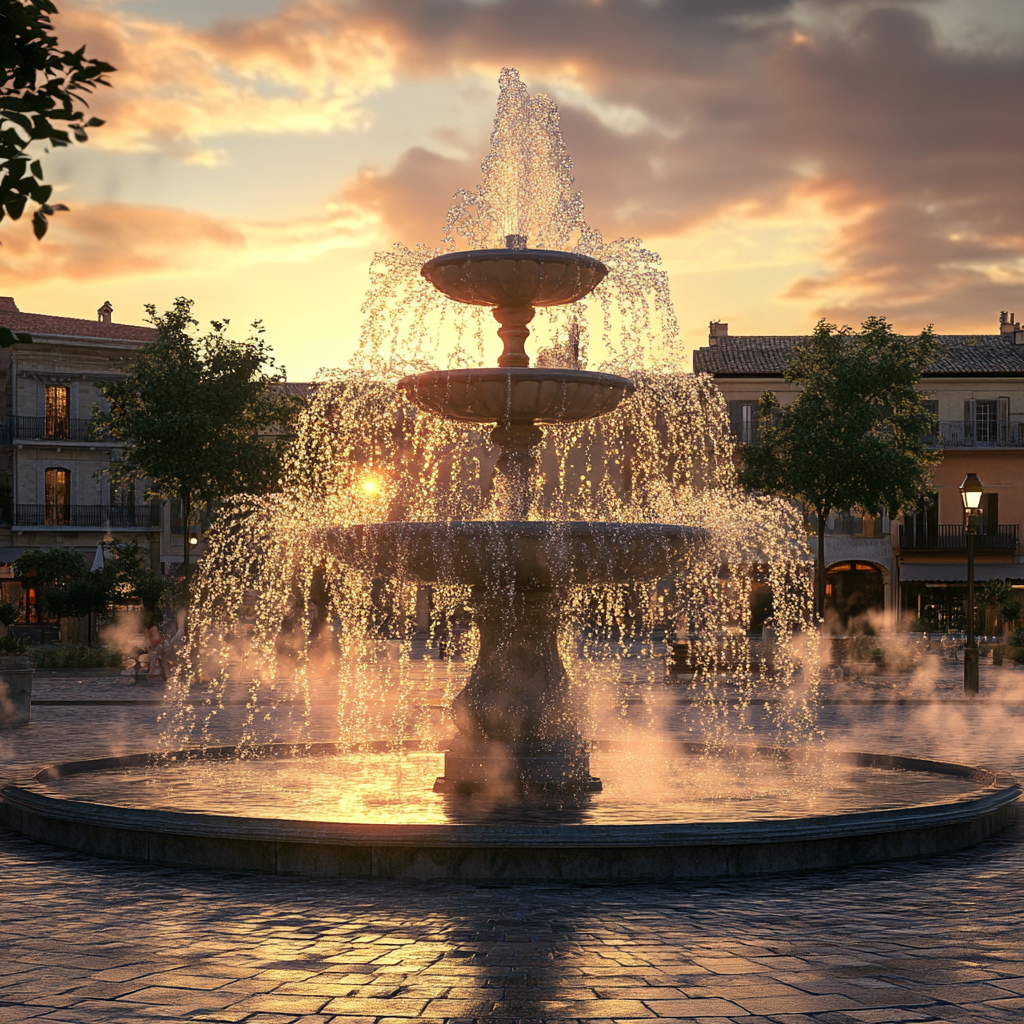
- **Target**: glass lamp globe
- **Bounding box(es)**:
[960,473,984,511]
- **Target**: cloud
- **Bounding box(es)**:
[47,0,1024,330]
[56,0,397,164]
[0,201,375,282]
[341,146,480,246]
[328,1,1024,330]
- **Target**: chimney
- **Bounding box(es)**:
[98,300,113,324]
[708,320,728,346]
[1000,310,1022,343]
[0,296,19,313]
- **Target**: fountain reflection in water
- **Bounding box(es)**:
[167,68,820,805]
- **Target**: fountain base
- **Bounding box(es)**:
[4,744,1018,882]
[434,746,602,795]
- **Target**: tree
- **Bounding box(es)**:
[14,541,168,640]
[1,1,115,346]
[96,297,303,574]
[1,1,114,237]
[739,316,940,621]
[980,579,1023,634]
[106,539,165,628]
[14,546,99,628]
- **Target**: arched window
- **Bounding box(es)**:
[44,467,70,525]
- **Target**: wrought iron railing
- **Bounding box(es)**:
[15,504,161,528]
[930,420,1024,448]
[898,523,1018,552]
[8,416,111,443]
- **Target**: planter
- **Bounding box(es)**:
[0,655,34,727]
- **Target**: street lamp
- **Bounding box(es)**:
[960,473,983,694]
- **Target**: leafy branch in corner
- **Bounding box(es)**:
[0,0,115,241]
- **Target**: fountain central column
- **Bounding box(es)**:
[436,586,598,794]
[405,244,626,795]
[490,422,542,520]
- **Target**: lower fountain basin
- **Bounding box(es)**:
[398,368,635,424]
[2,743,1017,882]
[330,520,703,588]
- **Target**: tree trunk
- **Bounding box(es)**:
[815,509,827,623]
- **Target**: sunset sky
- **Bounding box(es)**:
[2,0,1022,380]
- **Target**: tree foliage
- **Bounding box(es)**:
[1,0,114,347]
[15,545,96,619]
[14,540,165,626]
[1,0,113,235]
[96,297,303,569]
[739,316,940,618]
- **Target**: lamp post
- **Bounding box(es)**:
[960,472,983,695]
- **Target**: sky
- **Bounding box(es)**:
[1,0,1022,380]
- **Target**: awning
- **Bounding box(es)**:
[0,548,23,564]
[900,563,1024,583]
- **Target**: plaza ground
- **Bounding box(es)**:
[2,655,1023,1024]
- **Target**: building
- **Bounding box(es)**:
[0,297,177,628]
[694,314,1024,631]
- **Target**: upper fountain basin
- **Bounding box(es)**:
[398,368,635,425]
[329,520,705,589]
[421,249,608,309]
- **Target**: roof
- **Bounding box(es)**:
[0,296,156,344]
[693,334,1024,378]
[272,382,317,400]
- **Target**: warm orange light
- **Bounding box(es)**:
[361,475,380,495]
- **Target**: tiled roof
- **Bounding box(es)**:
[693,337,806,376]
[0,296,156,344]
[272,382,317,400]
[693,334,1024,377]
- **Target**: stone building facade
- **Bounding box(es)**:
[0,296,189,628]
[694,314,1024,630]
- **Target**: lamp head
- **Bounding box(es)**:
[960,472,984,511]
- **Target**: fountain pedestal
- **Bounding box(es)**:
[434,587,599,794]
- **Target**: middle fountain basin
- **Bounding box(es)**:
[398,367,636,424]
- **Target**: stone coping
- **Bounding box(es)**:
[0,743,1019,881]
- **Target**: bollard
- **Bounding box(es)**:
[0,655,33,727]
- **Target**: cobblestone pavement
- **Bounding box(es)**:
[2,659,1023,1024]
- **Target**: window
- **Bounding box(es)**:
[112,479,135,507]
[979,493,999,536]
[44,467,70,525]
[976,400,998,443]
[111,477,138,527]
[905,492,938,546]
[923,400,938,442]
[964,398,1010,444]
[44,386,70,439]
[727,400,760,444]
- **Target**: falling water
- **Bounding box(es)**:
[164,69,822,804]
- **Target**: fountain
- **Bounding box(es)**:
[341,236,701,796]
[0,70,1018,880]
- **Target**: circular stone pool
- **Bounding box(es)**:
[1,742,1018,882]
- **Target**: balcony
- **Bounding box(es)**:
[6,416,111,444]
[898,523,1019,553]
[14,505,161,529]
[930,420,1024,449]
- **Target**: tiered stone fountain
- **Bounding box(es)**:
[343,238,702,794]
